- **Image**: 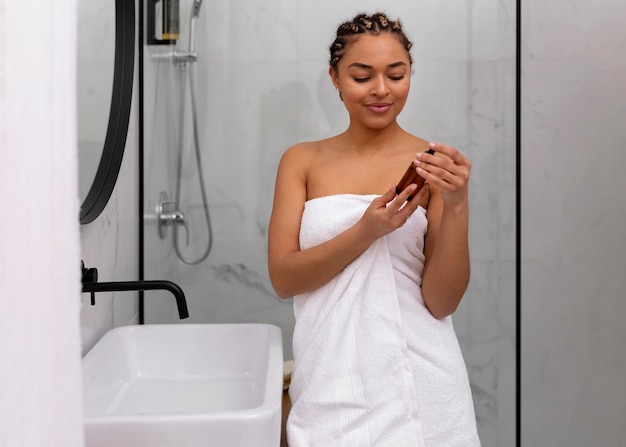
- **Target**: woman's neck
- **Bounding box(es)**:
[340,121,406,154]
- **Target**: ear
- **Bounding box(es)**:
[328,67,340,90]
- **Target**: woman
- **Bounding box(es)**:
[268,12,480,447]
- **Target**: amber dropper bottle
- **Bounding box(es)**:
[395,148,435,200]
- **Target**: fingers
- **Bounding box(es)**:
[371,185,402,212]
[396,183,419,204]
[410,182,430,204]
[361,182,429,239]
[373,183,423,219]
[426,142,470,167]
[415,142,471,193]
[393,183,425,220]
[418,142,471,171]
[376,183,414,208]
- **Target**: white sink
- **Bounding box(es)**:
[82,324,283,447]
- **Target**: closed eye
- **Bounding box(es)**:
[354,76,404,83]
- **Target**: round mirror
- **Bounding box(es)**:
[78,0,135,224]
[77,0,115,203]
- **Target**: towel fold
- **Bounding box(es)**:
[287,194,480,447]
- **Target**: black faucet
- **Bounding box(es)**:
[81,262,189,319]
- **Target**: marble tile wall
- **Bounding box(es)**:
[142,1,516,445]
[521,0,626,445]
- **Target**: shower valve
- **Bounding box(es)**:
[157,191,189,245]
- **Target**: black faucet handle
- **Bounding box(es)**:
[81,262,99,305]
[81,262,99,284]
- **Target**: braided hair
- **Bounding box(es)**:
[329,12,413,72]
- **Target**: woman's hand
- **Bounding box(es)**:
[414,142,471,206]
[418,142,471,319]
[358,181,430,239]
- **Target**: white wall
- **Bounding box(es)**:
[521,0,626,445]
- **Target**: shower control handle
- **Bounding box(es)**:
[157,192,190,245]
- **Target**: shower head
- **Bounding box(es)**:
[192,0,203,17]
[188,0,204,53]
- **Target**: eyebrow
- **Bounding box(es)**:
[347,61,408,69]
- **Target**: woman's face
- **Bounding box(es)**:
[330,32,411,130]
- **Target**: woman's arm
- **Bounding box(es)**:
[417,143,471,319]
[267,144,427,299]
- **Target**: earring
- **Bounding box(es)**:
[336,87,343,102]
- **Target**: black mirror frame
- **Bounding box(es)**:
[80,0,135,224]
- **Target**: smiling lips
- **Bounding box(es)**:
[365,103,392,113]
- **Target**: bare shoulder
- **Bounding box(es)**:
[280,138,327,161]
[279,137,337,172]
[398,132,430,156]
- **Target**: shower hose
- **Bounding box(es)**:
[172,60,213,265]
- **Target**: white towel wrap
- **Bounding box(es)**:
[287,194,480,447]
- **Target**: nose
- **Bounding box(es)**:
[371,75,390,97]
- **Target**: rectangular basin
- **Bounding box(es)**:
[82,324,283,447]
